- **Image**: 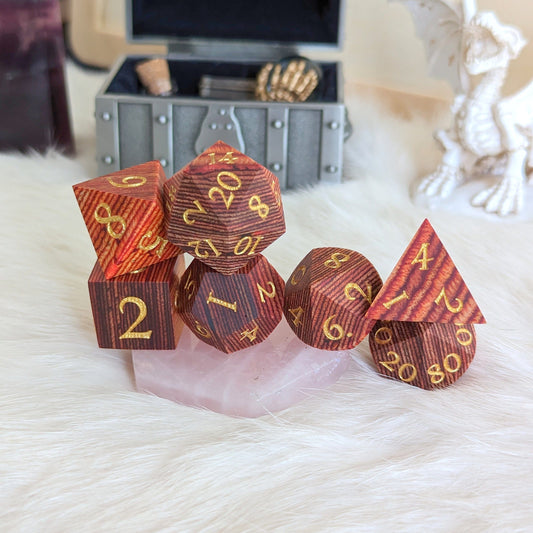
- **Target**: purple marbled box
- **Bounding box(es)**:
[0,0,74,154]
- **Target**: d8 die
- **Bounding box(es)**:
[368,321,477,389]
[284,247,383,350]
[164,141,285,275]
[175,254,284,353]
[73,161,181,279]
[88,255,185,350]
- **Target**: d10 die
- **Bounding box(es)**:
[88,255,185,349]
[175,254,284,353]
[164,140,285,275]
[368,320,477,389]
[73,161,181,279]
[284,247,383,350]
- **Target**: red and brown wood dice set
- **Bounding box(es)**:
[73,141,485,390]
[365,219,484,389]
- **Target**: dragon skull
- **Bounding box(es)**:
[463,12,526,76]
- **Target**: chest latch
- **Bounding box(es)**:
[195,104,245,155]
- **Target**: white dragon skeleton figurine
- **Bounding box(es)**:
[394,0,533,216]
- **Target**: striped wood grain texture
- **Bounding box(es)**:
[369,320,477,390]
[164,141,285,275]
[367,219,485,324]
[88,255,185,350]
[175,254,284,354]
[284,247,383,350]
[73,160,181,279]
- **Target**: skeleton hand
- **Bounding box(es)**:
[256,58,320,103]
[418,163,465,198]
[471,175,524,215]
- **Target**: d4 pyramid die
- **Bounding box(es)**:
[366,219,485,389]
[164,141,285,275]
[366,219,485,325]
[73,161,181,279]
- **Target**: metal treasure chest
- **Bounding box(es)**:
[95,0,349,190]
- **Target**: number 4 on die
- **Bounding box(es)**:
[365,219,485,390]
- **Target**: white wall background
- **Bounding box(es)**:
[73,0,533,101]
[312,0,533,99]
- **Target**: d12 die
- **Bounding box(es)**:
[164,140,285,275]
[88,255,185,349]
[73,161,181,279]
[284,247,383,350]
[175,254,284,353]
[368,320,477,389]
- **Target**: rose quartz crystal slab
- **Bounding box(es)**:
[132,320,351,418]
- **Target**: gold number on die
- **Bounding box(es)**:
[118,296,152,340]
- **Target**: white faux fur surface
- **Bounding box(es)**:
[1,63,533,532]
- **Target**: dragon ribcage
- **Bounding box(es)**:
[456,100,502,157]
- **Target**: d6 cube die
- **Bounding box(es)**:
[88,255,185,349]
[175,254,284,353]
[284,247,383,350]
[73,161,181,279]
[164,140,285,275]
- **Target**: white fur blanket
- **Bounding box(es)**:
[1,63,532,532]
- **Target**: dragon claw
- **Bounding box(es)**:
[471,176,524,216]
[418,164,464,198]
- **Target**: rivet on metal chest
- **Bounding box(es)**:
[95,0,348,190]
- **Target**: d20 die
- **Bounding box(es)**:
[88,255,185,350]
[368,320,477,389]
[175,254,284,353]
[73,161,181,279]
[284,247,383,350]
[164,140,285,275]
